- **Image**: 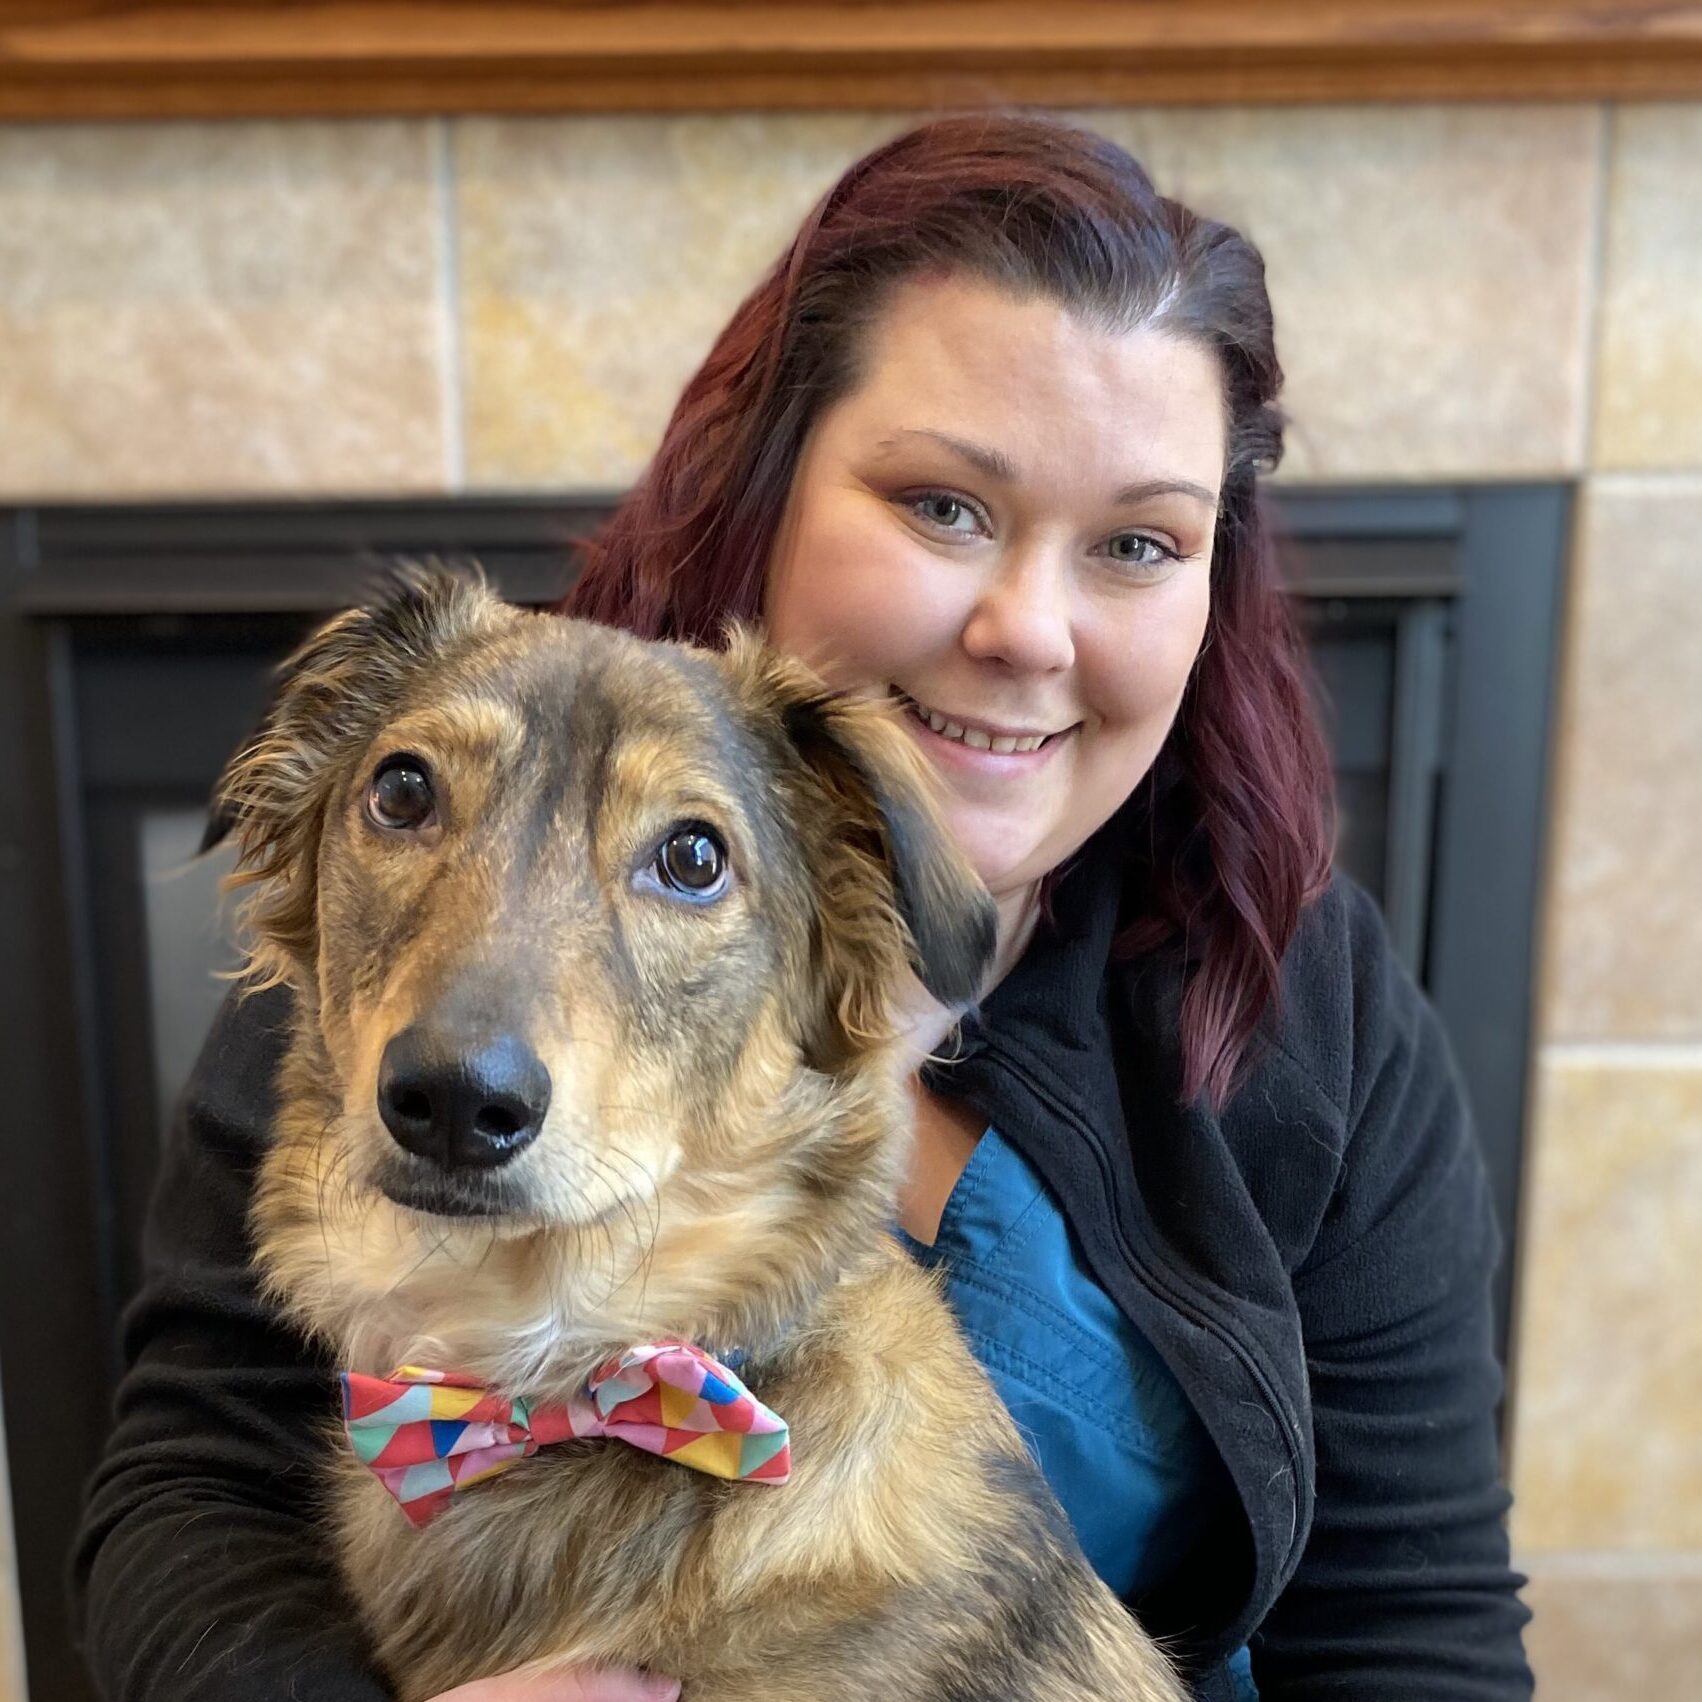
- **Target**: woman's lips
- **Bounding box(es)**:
[894,689,1071,744]
[897,695,1077,774]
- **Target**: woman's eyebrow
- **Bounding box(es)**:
[1113,477,1220,511]
[879,429,1017,483]
[878,430,1218,512]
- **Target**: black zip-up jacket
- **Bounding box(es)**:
[71,828,1533,1701]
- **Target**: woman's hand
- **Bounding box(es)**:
[428,1664,681,1702]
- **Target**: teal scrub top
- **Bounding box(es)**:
[897,1126,1257,1700]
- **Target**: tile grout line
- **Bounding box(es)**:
[1573,101,1615,476]
[431,117,468,493]
[1544,1042,1702,1070]
[1519,1550,1702,1579]
[1585,466,1702,488]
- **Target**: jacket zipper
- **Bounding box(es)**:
[975,1038,1309,1581]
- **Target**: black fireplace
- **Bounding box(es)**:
[0,485,1569,1702]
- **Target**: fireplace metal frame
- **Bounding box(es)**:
[0,484,1568,1702]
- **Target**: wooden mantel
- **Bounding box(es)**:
[3,1,1702,120]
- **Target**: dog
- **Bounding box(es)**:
[208,566,1186,1702]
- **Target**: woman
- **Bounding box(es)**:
[73,114,1532,1702]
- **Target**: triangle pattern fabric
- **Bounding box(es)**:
[341,1340,791,1527]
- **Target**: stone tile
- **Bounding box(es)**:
[456,113,904,489]
[1085,105,1602,481]
[0,121,448,498]
[1594,106,1702,470]
[1511,1056,1702,1551]
[1522,1564,1702,1700]
[1543,478,1702,1041]
[458,107,1600,490]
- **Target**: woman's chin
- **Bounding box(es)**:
[944,822,1050,912]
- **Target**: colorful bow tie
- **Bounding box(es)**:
[342,1341,792,1528]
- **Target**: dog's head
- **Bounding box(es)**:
[213,566,994,1378]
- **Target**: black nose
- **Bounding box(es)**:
[377,1028,551,1170]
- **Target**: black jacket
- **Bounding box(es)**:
[71,825,1533,1701]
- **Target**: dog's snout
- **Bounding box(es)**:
[377,1027,551,1171]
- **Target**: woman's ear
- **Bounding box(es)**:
[719,627,998,1063]
[207,562,508,983]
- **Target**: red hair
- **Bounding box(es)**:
[565,112,1333,1107]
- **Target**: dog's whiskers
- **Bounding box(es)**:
[596,1142,664,1318]
[577,1152,650,1315]
[376,1219,456,1311]
[306,1109,353,1282]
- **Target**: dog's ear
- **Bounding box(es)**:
[207,563,507,981]
[720,627,998,1060]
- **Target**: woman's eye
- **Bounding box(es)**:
[1102,533,1176,570]
[906,491,984,537]
[366,757,436,832]
[654,825,730,901]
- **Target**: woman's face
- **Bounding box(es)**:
[765,275,1225,907]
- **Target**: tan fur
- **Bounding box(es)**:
[220,569,1187,1702]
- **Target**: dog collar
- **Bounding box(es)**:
[342,1340,792,1527]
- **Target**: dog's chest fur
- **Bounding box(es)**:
[317,1255,1078,1700]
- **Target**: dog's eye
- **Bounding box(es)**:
[367,756,436,832]
[654,825,728,900]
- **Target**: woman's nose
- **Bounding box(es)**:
[959,549,1076,675]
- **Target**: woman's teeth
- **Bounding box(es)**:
[904,698,1051,754]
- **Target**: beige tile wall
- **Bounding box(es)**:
[1542,480,1702,1043]
[0,121,450,497]
[2,99,1699,1698]
[1523,1563,1702,1699]
[1513,1054,1702,1550]
[0,104,1607,499]
[456,112,903,488]
[1593,107,1702,469]
[1508,105,1702,1698]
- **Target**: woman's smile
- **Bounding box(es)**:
[894,689,1072,750]
[892,687,1078,764]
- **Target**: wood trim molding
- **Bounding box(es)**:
[4,2,1702,120]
